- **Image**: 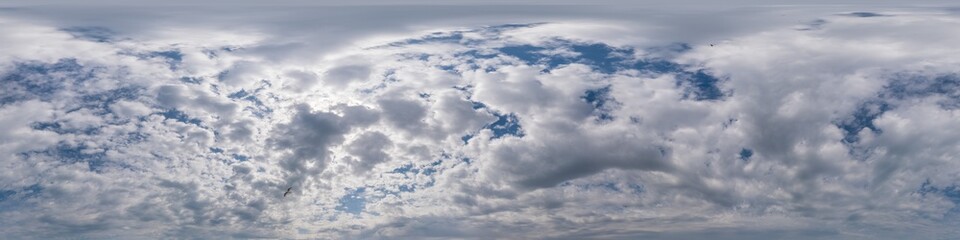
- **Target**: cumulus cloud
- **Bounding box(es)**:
[346,131,393,174]
[1,2,960,239]
[270,104,354,186]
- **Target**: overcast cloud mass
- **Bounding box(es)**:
[1,1,960,239]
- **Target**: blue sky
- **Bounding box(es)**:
[1,1,960,239]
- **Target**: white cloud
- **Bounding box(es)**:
[1,3,960,239]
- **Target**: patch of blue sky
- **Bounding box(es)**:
[836,100,890,144]
[486,112,523,139]
[435,64,459,74]
[78,87,142,114]
[842,12,888,17]
[1,59,85,102]
[884,74,960,109]
[919,180,960,211]
[221,46,240,52]
[159,109,203,126]
[460,101,485,142]
[0,184,42,212]
[421,168,437,176]
[627,55,729,102]
[421,160,442,176]
[580,182,621,192]
[457,49,498,59]
[31,121,100,136]
[335,187,366,215]
[391,164,418,175]
[739,148,754,161]
[247,108,272,119]
[22,184,42,198]
[0,189,16,202]
[498,39,698,75]
[460,134,474,144]
[80,86,141,104]
[151,50,183,62]
[231,154,249,162]
[677,70,726,101]
[645,42,692,55]
[452,85,473,93]
[495,38,727,104]
[21,142,109,172]
[497,44,548,65]
[375,184,417,198]
[567,42,634,73]
[240,95,273,118]
[582,86,618,122]
[496,42,633,73]
[228,90,249,99]
[64,147,106,171]
[398,184,415,193]
[454,50,499,71]
[470,100,486,110]
[60,26,115,42]
[130,50,184,70]
[14,58,85,76]
[631,59,683,74]
[124,132,149,144]
[30,121,63,132]
[628,183,645,194]
[0,94,20,106]
[396,53,432,62]
[838,74,960,146]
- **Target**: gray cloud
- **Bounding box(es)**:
[269,104,353,186]
[378,98,428,134]
[324,64,372,87]
[347,131,393,174]
[1,3,960,240]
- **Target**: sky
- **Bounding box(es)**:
[2,1,960,239]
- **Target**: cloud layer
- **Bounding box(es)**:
[1,3,960,239]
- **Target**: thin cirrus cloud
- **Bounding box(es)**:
[0,1,960,239]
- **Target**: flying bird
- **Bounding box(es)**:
[283,187,293,197]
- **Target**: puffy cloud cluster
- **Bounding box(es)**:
[1,5,960,239]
